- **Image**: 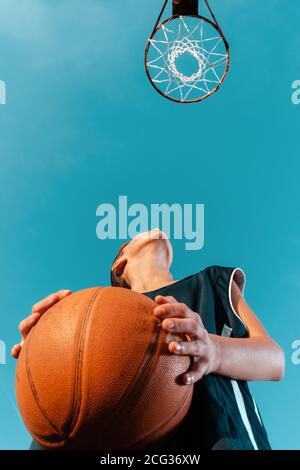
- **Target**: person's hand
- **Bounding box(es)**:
[11,289,72,359]
[153,295,220,385]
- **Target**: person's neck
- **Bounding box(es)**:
[129,267,177,293]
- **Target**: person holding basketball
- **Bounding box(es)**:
[12,229,284,450]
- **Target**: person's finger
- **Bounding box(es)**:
[161,317,206,339]
[11,344,22,359]
[154,303,202,324]
[182,360,209,385]
[168,339,206,356]
[32,294,59,314]
[18,312,41,338]
[32,290,72,314]
[56,289,72,298]
[154,295,179,305]
[154,302,190,318]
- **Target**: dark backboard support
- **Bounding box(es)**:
[172,0,198,16]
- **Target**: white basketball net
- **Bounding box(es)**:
[146,16,228,102]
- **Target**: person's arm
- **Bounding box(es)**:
[209,279,285,382]
[153,283,285,385]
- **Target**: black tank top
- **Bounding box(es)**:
[143,265,271,451]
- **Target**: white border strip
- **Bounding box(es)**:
[250,390,263,426]
[231,380,258,450]
[228,268,248,331]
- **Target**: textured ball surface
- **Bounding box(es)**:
[16,287,193,449]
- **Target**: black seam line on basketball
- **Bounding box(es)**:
[92,305,163,439]
[128,377,193,450]
[25,315,66,444]
[64,287,104,437]
[125,324,190,449]
[25,431,67,445]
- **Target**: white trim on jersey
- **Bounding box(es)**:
[250,390,263,427]
[228,267,248,331]
[231,380,259,450]
[228,269,260,450]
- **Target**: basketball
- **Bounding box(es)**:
[15,287,193,450]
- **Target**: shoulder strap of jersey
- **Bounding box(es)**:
[202,266,248,337]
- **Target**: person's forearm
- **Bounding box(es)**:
[210,334,285,381]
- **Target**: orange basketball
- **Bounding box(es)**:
[15,287,193,450]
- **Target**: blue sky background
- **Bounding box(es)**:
[0,0,299,449]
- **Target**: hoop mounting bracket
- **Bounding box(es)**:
[172,0,198,16]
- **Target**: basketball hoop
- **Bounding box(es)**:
[145,0,229,103]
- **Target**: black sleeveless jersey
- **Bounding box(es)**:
[143,265,271,451]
